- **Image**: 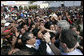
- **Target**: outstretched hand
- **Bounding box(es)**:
[43,32,51,43]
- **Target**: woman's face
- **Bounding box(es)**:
[50,25,55,30]
[21,28,25,34]
[37,31,43,39]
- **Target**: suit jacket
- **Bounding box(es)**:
[48,43,61,55]
[35,40,48,55]
[36,40,61,55]
[21,45,37,55]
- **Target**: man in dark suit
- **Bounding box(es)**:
[21,31,61,55]
[21,32,37,55]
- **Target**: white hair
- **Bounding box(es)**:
[57,20,70,30]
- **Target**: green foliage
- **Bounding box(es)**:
[19,6,23,10]
[30,1,36,4]
[29,5,38,9]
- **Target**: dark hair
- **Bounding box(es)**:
[60,29,77,49]
[21,32,32,44]
[44,21,53,29]
[23,24,27,27]
[70,24,77,29]
[57,20,70,30]
[40,20,44,22]
[42,30,47,35]
[32,28,40,37]
[49,32,56,40]
[49,24,54,29]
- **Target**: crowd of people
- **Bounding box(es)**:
[1,4,83,55]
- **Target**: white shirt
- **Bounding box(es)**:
[19,35,22,38]
[46,43,54,55]
[26,44,35,48]
[61,49,83,55]
[26,44,38,50]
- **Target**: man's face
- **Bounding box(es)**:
[27,33,36,45]
[51,37,56,43]
[57,26,62,33]
[40,22,44,26]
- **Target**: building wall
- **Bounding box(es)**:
[1,1,81,8]
[1,1,30,7]
[64,1,81,7]
[40,3,49,8]
[49,1,81,7]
